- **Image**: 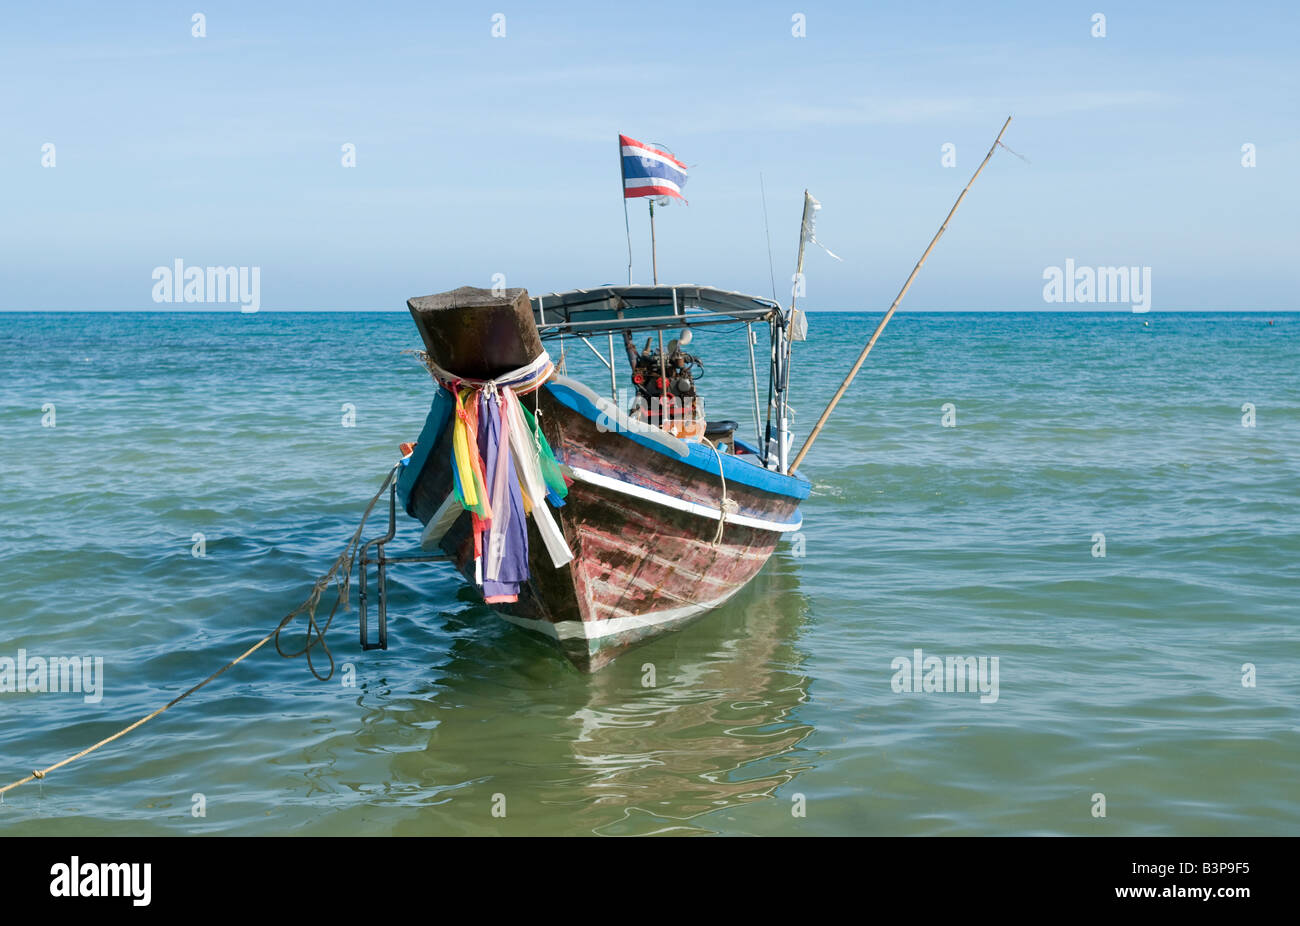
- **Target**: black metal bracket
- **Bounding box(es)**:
[358,476,449,651]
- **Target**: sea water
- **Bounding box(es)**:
[0,310,1295,835]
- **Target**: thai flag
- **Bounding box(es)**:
[619,134,688,202]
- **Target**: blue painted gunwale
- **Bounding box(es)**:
[396,379,812,516]
[543,382,811,501]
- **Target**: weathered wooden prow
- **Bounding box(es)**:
[407,286,543,380]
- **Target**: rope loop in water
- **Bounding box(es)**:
[0,463,401,799]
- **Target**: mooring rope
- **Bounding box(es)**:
[0,464,399,800]
[701,437,736,546]
[272,463,400,680]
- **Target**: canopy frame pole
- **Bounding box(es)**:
[789,116,1012,474]
[657,329,668,428]
[608,333,619,403]
[762,320,782,470]
[578,336,613,369]
[746,321,763,449]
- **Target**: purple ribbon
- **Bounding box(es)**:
[477,391,529,599]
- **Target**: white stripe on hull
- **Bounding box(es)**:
[565,465,802,534]
[495,588,744,643]
[417,464,802,554]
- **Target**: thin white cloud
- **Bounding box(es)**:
[494,90,1172,142]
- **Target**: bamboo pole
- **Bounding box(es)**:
[788,116,1012,474]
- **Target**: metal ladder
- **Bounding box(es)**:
[357,476,449,651]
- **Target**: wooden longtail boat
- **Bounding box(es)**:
[369,120,1010,674]
[394,283,810,671]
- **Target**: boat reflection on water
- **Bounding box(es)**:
[561,558,814,834]
[363,555,813,836]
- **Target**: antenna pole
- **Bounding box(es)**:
[649,199,658,284]
[760,172,778,303]
[789,116,1013,474]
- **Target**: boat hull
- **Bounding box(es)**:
[402,380,805,671]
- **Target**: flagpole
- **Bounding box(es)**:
[649,199,658,285]
[619,137,632,284]
[623,199,633,285]
[785,190,813,386]
[780,190,814,467]
[791,190,811,316]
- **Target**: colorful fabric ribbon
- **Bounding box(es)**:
[430,351,573,603]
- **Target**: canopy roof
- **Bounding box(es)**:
[530,284,780,338]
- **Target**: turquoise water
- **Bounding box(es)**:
[0,310,1296,835]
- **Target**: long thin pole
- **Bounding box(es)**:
[789,116,1012,474]
[649,199,658,284]
[760,172,778,303]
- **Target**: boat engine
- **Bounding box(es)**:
[625,330,706,440]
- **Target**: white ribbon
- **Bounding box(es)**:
[503,390,574,569]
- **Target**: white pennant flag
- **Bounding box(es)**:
[802,192,843,262]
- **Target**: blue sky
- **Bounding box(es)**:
[2,1,1296,310]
